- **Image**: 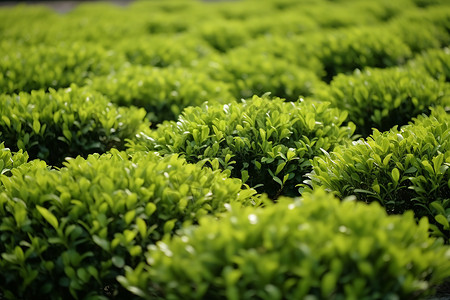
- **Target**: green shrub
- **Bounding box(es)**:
[306,107,450,240]
[0,41,125,94]
[195,20,252,52]
[317,67,449,137]
[299,27,412,81]
[227,35,324,76]
[387,20,448,54]
[88,65,233,125]
[0,85,148,166]
[119,189,450,300]
[0,143,28,178]
[115,34,215,68]
[0,150,258,299]
[408,47,450,82]
[200,50,325,101]
[130,95,354,198]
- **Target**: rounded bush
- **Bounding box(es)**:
[130,95,355,198]
[299,27,412,81]
[317,67,449,137]
[201,50,325,101]
[115,34,215,68]
[408,47,450,82]
[0,41,125,94]
[119,189,450,300]
[88,65,233,125]
[0,85,148,166]
[306,107,450,240]
[0,150,258,299]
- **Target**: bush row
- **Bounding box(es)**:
[306,107,450,241]
[0,150,258,299]
[129,95,355,199]
[120,189,450,300]
[0,85,148,166]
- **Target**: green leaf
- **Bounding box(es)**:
[164,219,177,234]
[145,202,157,216]
[112,256,125,268]
[36,205,59,230]
[124,210,136,225]
[241,170,249,184]
[32,119,41,134]
[435,215,449,229]
[275,162,286,176]
[92,235,110,251]
[391,168,400,184]
[136,218,147,239]
[430,202,446,215]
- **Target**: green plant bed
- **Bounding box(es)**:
[129,95,355,198]
[119,189,450,300]
[0,150,258,299]
[0,85,148,166]
[306,107,450,241]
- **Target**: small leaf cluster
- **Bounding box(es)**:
[130,95,354,198]
[0,150,258,299]
[307,107,450,240]
[317,67,449,136]
[0,41,125,94]
[0,143,28,179]
[0,85,148,166]
[119,189,450,300]
[88,65,233,125]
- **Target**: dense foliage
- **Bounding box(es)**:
[130,95,354,198]
[120,189,450,300]
[307,108,450,240]
[317,67,449,136]
[0,85,148,166]
[0,150,258,299]
[0,0,449,299]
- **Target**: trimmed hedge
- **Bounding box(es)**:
[0,85,148,166]
[88,65,233,125]
[317,67,449,137]
[0,41,125,94]
[0,150,258,299]
[119,189,450,300]
[306,107,450,240]
[130,95,354,198]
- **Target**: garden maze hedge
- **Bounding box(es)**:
[0,0,449,299]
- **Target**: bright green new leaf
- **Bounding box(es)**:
[36,205,58,230]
